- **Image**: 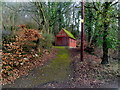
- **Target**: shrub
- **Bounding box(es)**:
[39,33,54,49]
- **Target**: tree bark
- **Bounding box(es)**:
[118,3,120,59]
[101,30,109,64]
[101,2,110,64]
[58,3,62,30]
[88,11,92,43]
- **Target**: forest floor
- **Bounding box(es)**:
[2,46,120,88]
[68,48,119,88]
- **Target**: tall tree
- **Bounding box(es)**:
[118,3,120,58]
[101,2,118,64]
[84,2,118,64]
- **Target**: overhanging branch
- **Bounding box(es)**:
[110,2,118,6]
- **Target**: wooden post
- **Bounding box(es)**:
[81,0,84,61]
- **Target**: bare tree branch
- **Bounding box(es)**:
[110,2,118,6]
[30,15,40,26]
[4,4,17,12]
[92,2,99,11]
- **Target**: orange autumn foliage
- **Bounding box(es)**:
[16,24,42,41]
[2,24,42,79]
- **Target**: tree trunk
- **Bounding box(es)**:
[101,30,109,64]
[101,2,110,64]
[58,3,62,30]
[77,11,80,33]
[86,5,93,43]
[118,3,120,59]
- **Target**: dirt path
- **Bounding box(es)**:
[3,46,72,88]
[3,47,119,88]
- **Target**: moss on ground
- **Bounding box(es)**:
[3,46,71,88]
[30,46,71,86]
